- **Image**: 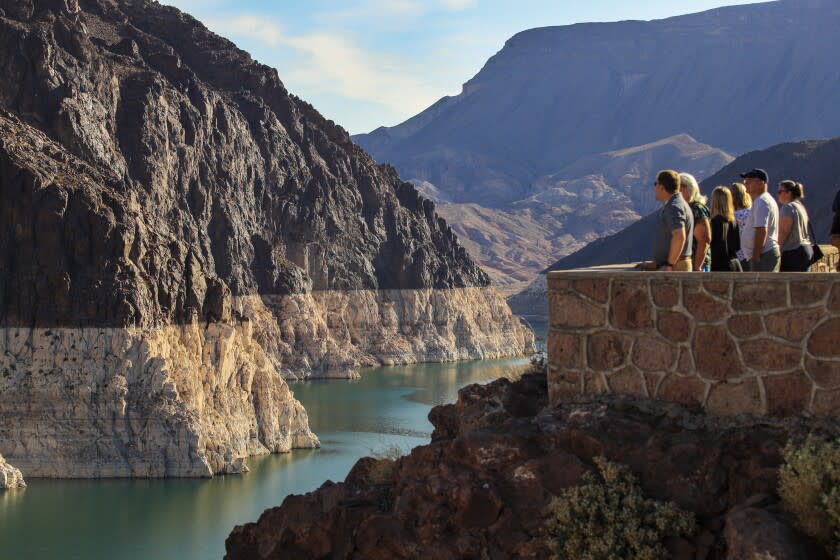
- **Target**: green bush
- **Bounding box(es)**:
[779,436,840,558]
[545,456,695,560]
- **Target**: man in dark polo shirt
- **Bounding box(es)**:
[653,170,694,271]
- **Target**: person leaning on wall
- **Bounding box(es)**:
[652,170,694,272]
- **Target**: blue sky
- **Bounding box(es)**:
[164,0,768,134]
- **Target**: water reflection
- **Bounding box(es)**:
[0,357,527,560]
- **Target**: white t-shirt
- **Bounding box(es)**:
[742,191,779,259]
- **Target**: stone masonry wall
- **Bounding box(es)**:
[547,269,840,417]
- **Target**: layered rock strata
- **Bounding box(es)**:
[225,370,836,559]
[0,0,532,478]
[0,454,25,490]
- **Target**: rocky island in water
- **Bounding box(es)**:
[0,0,532,480]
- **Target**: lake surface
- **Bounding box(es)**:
[0,356,533,560]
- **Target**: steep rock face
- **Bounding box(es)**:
[0,0,532,477]
[0,454,25,490]
[226,371,836,560]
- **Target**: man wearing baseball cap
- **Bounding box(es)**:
[740,168,780,272]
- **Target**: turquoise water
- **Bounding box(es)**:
[0,357,528,560]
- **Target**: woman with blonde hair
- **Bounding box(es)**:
[679,172,711,271]
[728,182,751,269]
[709,186,742,271]
[777,180,813,271]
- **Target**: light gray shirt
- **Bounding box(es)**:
[742,192,779,259]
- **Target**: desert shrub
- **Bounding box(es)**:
[362,443,407,485]
[545,456,695,560]
[779,436,840,558]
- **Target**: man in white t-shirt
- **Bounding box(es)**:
[740,168,780,272]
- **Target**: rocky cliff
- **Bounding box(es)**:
[0,453,25,490]
[0,0,532,478]
[225,370,837,560]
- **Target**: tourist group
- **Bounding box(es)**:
[653,168,840,272]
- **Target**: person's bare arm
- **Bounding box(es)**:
[778,215,793,247]
[666,228,687,270]
[753,227,767,263]
[692,219,711,271]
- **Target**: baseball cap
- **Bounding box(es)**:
[740,168,769,183]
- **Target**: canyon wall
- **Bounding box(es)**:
[548,269,840,417]
[0,0,532,478]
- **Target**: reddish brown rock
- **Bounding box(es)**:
[739,339,802,373]
[657,375,706,407]
[725,506,813,560]
[807,319,840,357]
[549,292,605,329]
[632,336,678,371]
[583,371,608,393]
[764,308,824,341]
[610,281,653,329]
[548,367,581,401]
[226,371,837,560]
[694,327,741,381]
[607,367,646,396]
[732,282,788,312]
[548,332,582,369]
[645,372,665,397]
[678,347,695,373]
[829,284,840,312]
[763,373,813,417]
[685,291,730,323]
[728,315,763,338]
[659,311,692,342]
[806,357,840,388]
[573,278,610,303]
[703,280,731,297]
[587,332,632,370]
[652,280,681,308]
[706,380,762,417]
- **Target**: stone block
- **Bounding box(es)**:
[728,315,764,338]
[678,347,694,373]
[587,332,632,370]
[549,292,605,329]
[607,366,646,396]
[609,281,654,330]
[807,319,840,358]
[548,367,580,401]
[573,279,610,303]
[796,281,830,306]
[732,282,788,312]
[548,332,582,369]
[632,336,678,371]
[657,374,706,407]
[652,279,680,308]
[645,372,665,397]
[805,357,840,389]
[763,373,813,417]
[706,379,762,416]
[548,278,572,292]
[694,326,741,381]
[685,291,730,323]
[739,339,802,372]
[812,388,840,416]
[703,280,730,297]
[658,311,691,342]
[764,308,824,341]
[583,371,607,394]
[829,284,840,312]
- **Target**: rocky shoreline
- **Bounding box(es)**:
[0,454,25,490]
[225,368,838,559]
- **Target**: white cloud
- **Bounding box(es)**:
[438,0,478,10]
[205,15,441,116]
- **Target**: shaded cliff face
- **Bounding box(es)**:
[0,0,489,331]
[225,371,837,560]
[0,0,531,478]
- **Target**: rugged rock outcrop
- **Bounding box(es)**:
[226,370,836,559]
[0,453,25,490]
[0,0,531,477]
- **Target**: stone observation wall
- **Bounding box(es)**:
[547,262,840,417]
